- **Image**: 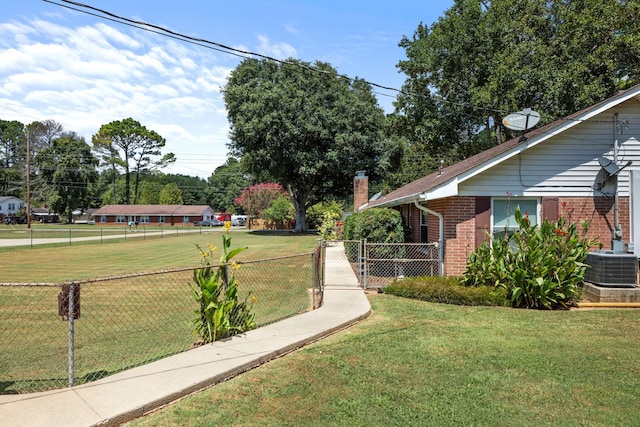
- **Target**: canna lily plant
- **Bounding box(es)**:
[190,221,256,343]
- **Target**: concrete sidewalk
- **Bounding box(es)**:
[0,243,370,427]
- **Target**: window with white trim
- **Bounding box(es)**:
[115,215,126,223]
[182,216,190,223]
[492,198,539,239]
[159,215,166,224]
[139,216,150,224]
[100,215,107,223]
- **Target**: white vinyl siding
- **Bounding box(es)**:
[459,102,640,198]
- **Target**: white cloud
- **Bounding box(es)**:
[256,34,297,59]
[0,15,236,178]
[284,24,298,34]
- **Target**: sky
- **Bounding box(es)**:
[0,0,454,179]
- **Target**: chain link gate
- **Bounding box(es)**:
[363,242,440,289]
[322,240,441,289]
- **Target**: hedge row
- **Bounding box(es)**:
[384,276,509,307]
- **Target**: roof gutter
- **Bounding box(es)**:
[413,199,444,276]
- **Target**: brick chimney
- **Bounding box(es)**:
[353,171,369,211]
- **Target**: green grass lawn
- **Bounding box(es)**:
[129,294,640,427]
[0,230,319,282]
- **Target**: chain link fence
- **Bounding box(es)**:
[335,241,440,289]
[0,252,321,394]
[0,225,229,248]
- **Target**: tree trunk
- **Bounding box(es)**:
[289,188,307,233]
[124,168,131,204]
[133,170,140,205]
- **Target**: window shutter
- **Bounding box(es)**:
[475,196,491,248]
[542,197,559,222]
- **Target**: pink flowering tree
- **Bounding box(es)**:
[234,183,287,220]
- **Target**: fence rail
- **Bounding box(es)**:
[0,251,322,394]
[0,225,232,249]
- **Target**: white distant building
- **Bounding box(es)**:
[0,196,26,221]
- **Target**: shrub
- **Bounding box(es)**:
[306,200,343,229]
[342,208,404,262]
[343,208,404,243]
[461,208,600,309]
[263,195,295,228]
[317,210,341,241]
[384,276,509,306]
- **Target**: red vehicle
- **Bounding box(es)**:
[216,212,232,222]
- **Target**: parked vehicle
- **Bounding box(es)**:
[194,219,222,227]
[231,215,247,226]
[216,212,232,222]
[3,215,27,225]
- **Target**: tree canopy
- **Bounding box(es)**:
[92,118,176,205]
[234,183,287,220]
[0,119,25,196]
[392,0,640,185]
[206,157,249,212]
[34,132,98,223]
[223,58,402,232]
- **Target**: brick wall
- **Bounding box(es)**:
[558,196,629,246]
[406,195,627,277]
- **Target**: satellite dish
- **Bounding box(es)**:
[599,157,622,176]
[598,156,632,177]
[502,108,541,131]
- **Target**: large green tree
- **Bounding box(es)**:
[206,157,249,212]
[159,182,184,204]
[223,58,402,231]
[92,118,176,205]
[393,0,640,184]
[0,119,25,196]
[26,120,66,203]
[34,133,98,223]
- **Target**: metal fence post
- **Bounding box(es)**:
[362,239,367,289]
[311,251,316,309]
[68,282,75,387]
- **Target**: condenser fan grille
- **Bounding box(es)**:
[584,250,637,288]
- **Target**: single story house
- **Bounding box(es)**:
[0,196,26,222]
[71,208,98,223]
[32,207,60,223]
[361,85,640,276]
[92,204,216,226]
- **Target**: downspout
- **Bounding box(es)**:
[414,199,444,276]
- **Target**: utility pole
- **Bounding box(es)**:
[26,128,31,229]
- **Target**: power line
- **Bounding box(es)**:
[42,0,616,127]
[43,1,418,100]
